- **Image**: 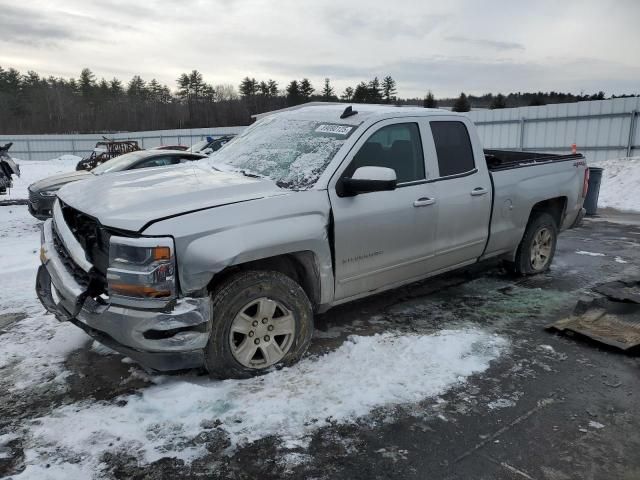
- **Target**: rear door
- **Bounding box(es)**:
[329,119,438,300]
[424,119,492,271]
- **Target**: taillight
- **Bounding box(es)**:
[582,168,590,197]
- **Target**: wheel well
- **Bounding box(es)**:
[529,197,567,228]
[207,252,321,308]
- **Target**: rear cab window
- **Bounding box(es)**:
[430,121,476,177]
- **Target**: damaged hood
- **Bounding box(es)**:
[56,164,286,232]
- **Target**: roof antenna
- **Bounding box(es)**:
[340,105,358,119]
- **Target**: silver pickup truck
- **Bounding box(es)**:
[36,105,588,378]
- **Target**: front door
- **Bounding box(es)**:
[329,120,438,300]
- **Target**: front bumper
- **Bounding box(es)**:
[36,219,210,371]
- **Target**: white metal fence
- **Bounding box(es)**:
[2,97,639,162]
[467,97,640,162]
[0,126,246,161]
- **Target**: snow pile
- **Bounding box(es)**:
[592,156,640,212]
[18,329,507,476]
[0,206,90,390]
[3,155,80,200]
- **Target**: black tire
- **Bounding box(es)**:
[511,212,558,275]
[204,270,314,379]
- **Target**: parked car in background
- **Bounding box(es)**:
[28,149,206,219]
[75,139,140,171]
[155,145,188,151]
[36,105,588,378]
[0,143,20,195]
[187,135,235,154]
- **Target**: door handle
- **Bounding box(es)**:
[413,197,436,207]
[470,187,489,196]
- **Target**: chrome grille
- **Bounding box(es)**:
[51,220,91,289]
[59,202,110,276]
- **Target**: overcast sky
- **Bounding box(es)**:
[1,0,639,98]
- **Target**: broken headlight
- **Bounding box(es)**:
[107,236,176,302]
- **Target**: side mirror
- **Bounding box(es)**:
[340,166,397,196]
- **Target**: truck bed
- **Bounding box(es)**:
[484,149,585,171]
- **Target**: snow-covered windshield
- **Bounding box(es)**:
[208,116,356,190]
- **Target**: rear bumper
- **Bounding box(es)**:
[36,219,210,371]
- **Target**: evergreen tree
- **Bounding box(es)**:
[160,85,173,103]
[267,79,278,97]
[321,78,335,101]
[258,81,270,96]
[341,86,354,101]
[177,73,190,99]
[299,78,314,100]
[382,76,397,103]
[127,75,147,98]
[452,92,471,112]
[528,96,546,106]
[177,71,208,101]
[0,67,21,94]
[188,70,204,98]
[23,71,41,89]
[367,77,382,102]
[489,93,507,109]
[239,77,258,97]
[79,68,96,97]
[352,82,368,103]
[423,90,437,108]
[97,78,110,98]
[202,84,215,102]
[109,78,123,97]
[148,79,162,100]
[286,80,302,105]
[67,78,78,95]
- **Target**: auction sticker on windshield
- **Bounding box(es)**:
[315,124,354,136]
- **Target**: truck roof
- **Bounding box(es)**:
[267,103,460,125]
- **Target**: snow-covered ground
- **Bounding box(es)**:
[3,155,80,200]
[16,329,507,478]
[591,156,640,213]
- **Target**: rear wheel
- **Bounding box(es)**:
[205,270,313,379]
[511,212,558,275]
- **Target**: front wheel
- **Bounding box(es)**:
[204,270,314,379]
[511,212,558,275]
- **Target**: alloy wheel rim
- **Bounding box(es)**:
[229,297,295,369]
[530,227,552,270]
